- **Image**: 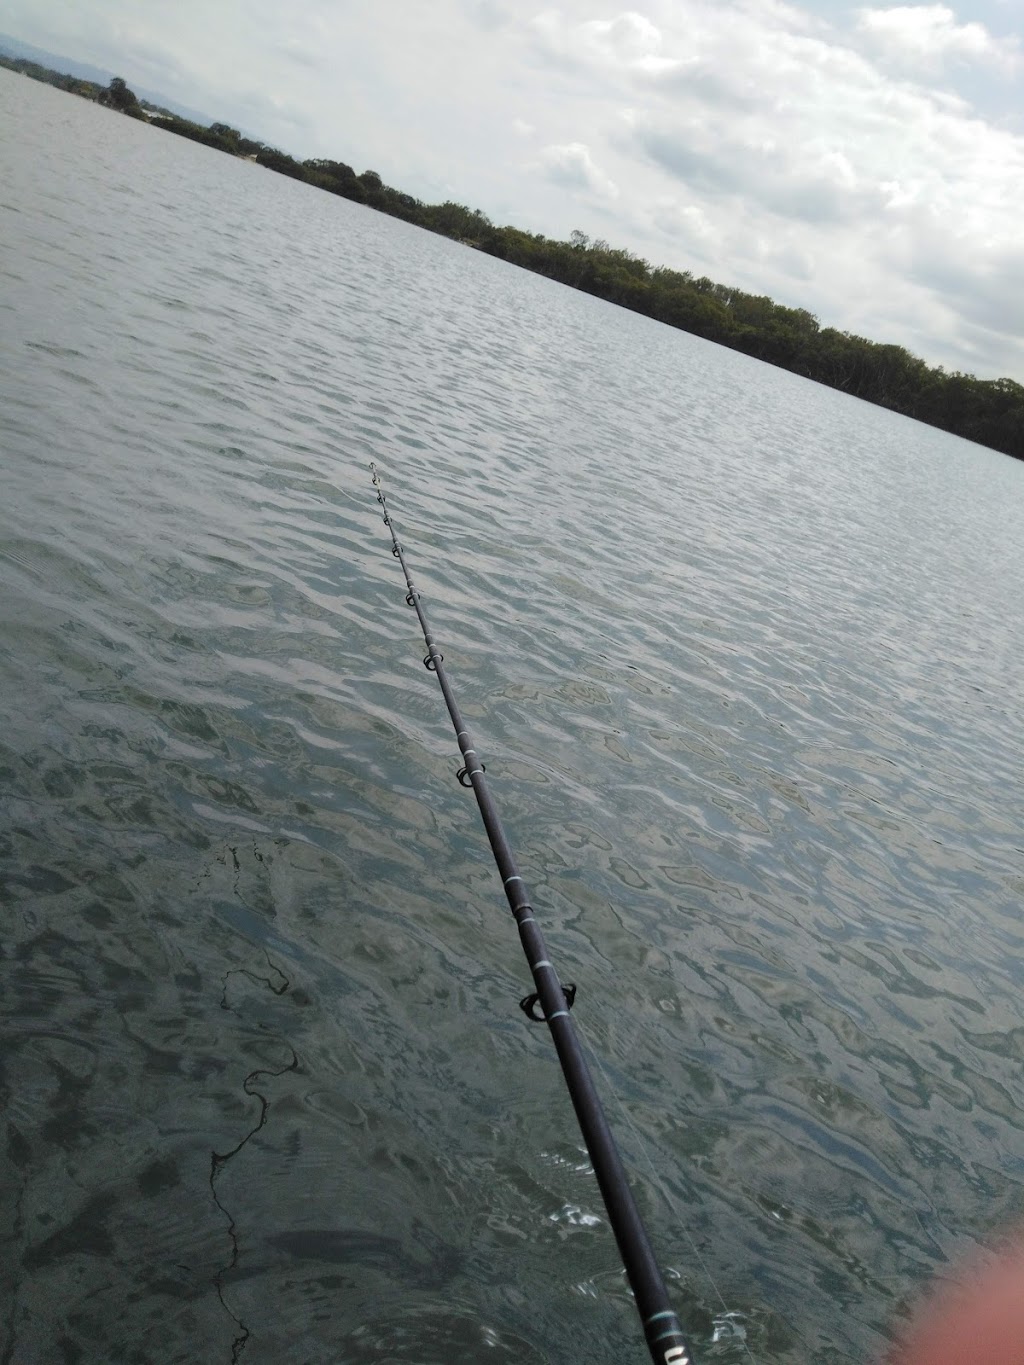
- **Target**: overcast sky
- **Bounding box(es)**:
[6,1,1022,379]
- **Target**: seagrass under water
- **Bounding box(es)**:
[3,70,1024,1365]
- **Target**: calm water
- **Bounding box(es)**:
[2,71,1024,1365]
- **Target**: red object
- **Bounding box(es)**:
[890,1248,1024,1365]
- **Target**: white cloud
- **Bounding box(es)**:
[536,141,619,198]
[578,11,675,70]
[522,2,1024,373]
[856,5,1021,71]
[529,8,677,73]
[648,199,716,248]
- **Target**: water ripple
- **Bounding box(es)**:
[3,69,1024,1365]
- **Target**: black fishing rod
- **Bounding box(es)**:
[369,463,695,1365]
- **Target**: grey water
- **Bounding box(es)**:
[2,69,1024,1365]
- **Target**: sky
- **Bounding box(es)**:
[6,0,1023,380]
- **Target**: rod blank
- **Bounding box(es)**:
[370,463,695,1365]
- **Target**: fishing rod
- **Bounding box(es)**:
[369,463,695,1365]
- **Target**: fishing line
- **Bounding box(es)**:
[369,462,697,1365]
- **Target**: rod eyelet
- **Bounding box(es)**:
[520,983,577,1022]
[456,763,485,787]
[424,653,443,670]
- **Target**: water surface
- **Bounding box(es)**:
[2,70,1024,1365]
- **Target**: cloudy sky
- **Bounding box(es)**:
[6,1,1022,379]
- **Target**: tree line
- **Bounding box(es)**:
[5,56,1021,463]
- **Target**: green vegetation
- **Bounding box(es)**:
[97,75,144,117]
[0,51,109,102]
[4,52,1022,462]
[0,57,150,117]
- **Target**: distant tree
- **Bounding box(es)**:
[255,147,305,179]
[99,76,143,116]
[305,158,357,180]
[422,200,490,240]
[209,122,241,146]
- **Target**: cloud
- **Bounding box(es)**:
[882,227,1024,353]
[529,8,677,74]
[856,5,1021,71]
[518,4,1024,372]
[280,39,322,70]
[469,0,514,30]
[577,11,674,70]
[536,141,619,198]
[635,125,884,225]
[648,199,716,249]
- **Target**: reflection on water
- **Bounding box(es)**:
[2,70,1024,1364]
